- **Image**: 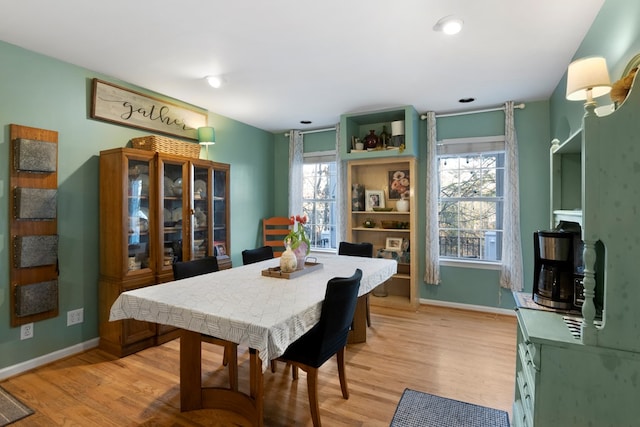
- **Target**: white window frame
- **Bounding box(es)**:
[302,150,337,252]
[437,136,505,269]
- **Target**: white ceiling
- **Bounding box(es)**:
[0,0,605,133]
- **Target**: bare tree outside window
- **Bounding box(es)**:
[302,161,337,250]
[438,152,504,261]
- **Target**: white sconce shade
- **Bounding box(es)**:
[197,127,216,145]
[566,56,612,103]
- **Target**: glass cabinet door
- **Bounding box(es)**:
[212,166,229,257]
[160,160,187,270]
[192,165,210,260]
[127,158,152,273]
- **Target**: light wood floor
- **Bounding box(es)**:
[2,305,517,426]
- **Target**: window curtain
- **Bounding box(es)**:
[500,101,524,291]
[424,111,441,285]
[335,123,347,243]
[288,130,303,216]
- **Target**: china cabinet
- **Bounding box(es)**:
[512,68,640,426]
[346,157,417,309]
[98,147,230,357]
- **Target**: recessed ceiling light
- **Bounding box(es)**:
[459,97,475,103]
[434,16,463,35]
[206,75,223,89]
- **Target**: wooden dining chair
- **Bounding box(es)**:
[241,245,274,265]
[262,216,292,257]
[338,241,374,327]
[275,269,362,427]
[172,256,238,391]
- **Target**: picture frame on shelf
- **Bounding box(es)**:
[365,190,385,211]
[388,169,410,199]
[214,242,227,256]
[385,237,403,252]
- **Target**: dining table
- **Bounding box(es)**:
[109,252,397,426]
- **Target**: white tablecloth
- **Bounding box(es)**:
[109,253,396,369]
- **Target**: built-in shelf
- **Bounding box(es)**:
[347,157,417,310]
[552,129,582,154]
[340,106,419,159]
[352,211,410,215]
[353,227,410,232]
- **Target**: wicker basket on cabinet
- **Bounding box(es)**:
[131,135,200,159]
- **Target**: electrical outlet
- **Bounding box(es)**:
[67,308,84,326]
[20,323,34,340]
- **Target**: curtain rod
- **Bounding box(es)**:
[284,126,336,137]
[421,103,526,120]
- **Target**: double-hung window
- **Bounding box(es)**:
[302,151,337,251]
[437,136,505,263]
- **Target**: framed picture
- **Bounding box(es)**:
[365,190,385,211]
[385,237,403,252]
[214,243,227,256]
[388,169,410,199]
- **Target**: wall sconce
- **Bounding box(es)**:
[566,56,611,108]
[197,127,215,158]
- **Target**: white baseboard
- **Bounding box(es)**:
[420,298,516,317]
[0,338,100,381]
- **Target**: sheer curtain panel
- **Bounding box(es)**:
[288,130,303,216]
[424,111,441,285]
[500,101,524,291]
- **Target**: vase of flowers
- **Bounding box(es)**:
[285,214,310,270]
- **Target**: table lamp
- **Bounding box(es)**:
[197,127,215,159]
[566,56,612,110]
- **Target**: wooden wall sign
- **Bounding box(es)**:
[90,78,207,141]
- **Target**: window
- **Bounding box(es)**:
[302,151,337,251]
[437,136,505,262]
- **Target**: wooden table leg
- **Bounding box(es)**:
[180,329,202,411]
[348,293,368,344]
[249,349,264,427]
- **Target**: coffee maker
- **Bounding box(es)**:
[533,221,584,310]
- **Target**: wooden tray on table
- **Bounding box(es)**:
[261,262,323,279]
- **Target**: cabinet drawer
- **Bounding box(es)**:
[512,397,532,427]
[516,370,534,421]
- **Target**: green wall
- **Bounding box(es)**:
[420,102,550,309]
[0,40,274,369]
[550,0,640,142]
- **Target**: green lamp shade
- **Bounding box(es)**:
[198,127,216,144]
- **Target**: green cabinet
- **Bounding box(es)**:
[513,309,640,427]
[514,69,640,425]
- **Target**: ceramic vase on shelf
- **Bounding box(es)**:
[396,197,409,212]
[293,241,308,270]
[363,130,379,149]
[280,241,297,273]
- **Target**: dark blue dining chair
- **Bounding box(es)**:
[275,268,362,427]
[172,256,219,279]
[338,241,374,327]
[241,245,274,265]
[172,256,238,391]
